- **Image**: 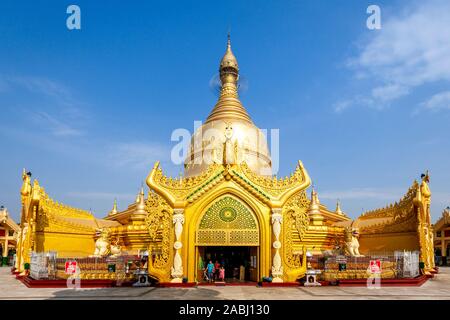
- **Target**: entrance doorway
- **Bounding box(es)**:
[197,246,258,283]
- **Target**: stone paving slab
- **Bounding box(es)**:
[1,267,449,300]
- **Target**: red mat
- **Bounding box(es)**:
[338,275,430,287]
[18,276,134,288]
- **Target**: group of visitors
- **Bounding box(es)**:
[204,260,225,282]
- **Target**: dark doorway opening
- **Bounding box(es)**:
[198,246,258,282]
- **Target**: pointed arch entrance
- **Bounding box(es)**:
[195,195,260,282]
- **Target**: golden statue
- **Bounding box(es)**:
[20,169,31,199]
[110,237,122,258]
[344,226,363,257]
[92,229,111,257]
[420,171,431,225]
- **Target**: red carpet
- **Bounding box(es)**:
[18,276,134,288]
[338,275,430,287]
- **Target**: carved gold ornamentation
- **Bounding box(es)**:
[358,181,419,234]
[145,192,173,270]
[196,196,259,246]
[359,181,418,221]
[282,191,309,269]
[152,162,221,200]
[240,162,307,198]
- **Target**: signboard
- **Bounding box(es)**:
[369,260,381,273]
[65,260,77,274]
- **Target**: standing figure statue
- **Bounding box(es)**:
[20,169,32,199]
[223,123,237,165]
[420,172,431,225]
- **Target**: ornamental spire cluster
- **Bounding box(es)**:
[206,34,252,124]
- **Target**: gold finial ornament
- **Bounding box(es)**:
[308,188,324,226]
[109,199,118,216]
[335,199,343,215]
[219,33,239,73]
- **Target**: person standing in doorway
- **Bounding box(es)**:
[219,266,225,282]
[239,264,245,282]
[207,260,214,283]
[214,260,220,280]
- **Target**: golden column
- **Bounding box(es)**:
[3,227,8,258]
[171,209,185,282]
[271,208,283,282]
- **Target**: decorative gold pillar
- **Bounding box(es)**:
[171,209,185,283]
[271,208,283,282]
[14,227,22,270]
[3,228,8,257]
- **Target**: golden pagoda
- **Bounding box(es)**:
[14,37,435,283]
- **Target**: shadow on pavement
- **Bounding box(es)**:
[46,286,222,300]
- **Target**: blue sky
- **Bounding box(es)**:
[1,0,449,222]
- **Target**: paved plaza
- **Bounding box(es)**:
[1,267,450,300]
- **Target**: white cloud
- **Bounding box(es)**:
[8,75,71,99]
[66,191,136,201]
[320,187,403,201]
[339,0,450,111]
[0,74,87,137]
[32,111,83,137]
[333,96,374,113]
[371,84,409,103]
[420,91,450,111]
[109,142,171,170]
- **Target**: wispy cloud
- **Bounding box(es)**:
[333,96,374,113]
[320,187,403,201]
[420,91,450,111]
[337,0,450,112]
[7,75,71,100]
[108,142,171,170]
[0,74,87,137]
[32,111,84,137]
[66,191,136,201]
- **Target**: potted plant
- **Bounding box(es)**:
[24,263,30,276]
[419,261,425,274]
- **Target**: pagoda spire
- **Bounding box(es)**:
[109,198,118,216]
[206,34,252,124]
[335,199,344,215]
[308,187,324,226]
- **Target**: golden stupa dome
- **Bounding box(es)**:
[184,36,272,177]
